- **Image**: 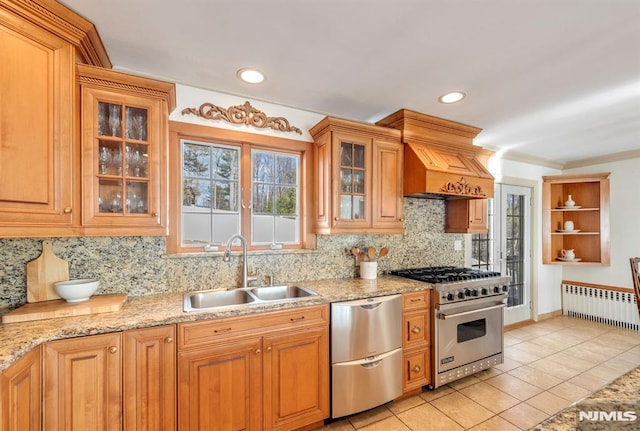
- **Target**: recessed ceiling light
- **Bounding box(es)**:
[438,91,466,104]
[237,68,265,84]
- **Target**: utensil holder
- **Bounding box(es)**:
[360,262,377,280]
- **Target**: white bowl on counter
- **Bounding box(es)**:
[54,278,100,303]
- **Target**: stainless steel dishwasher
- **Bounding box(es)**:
[331,294,402,418]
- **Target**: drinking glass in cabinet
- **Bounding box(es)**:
[99,146,111,175]
[126,181,148,213]
[125,107,147,141]
[105,103,122,137]
[353,171,365,193]
[341,170,352,193]
[112,147,123,175]
[125,144,148,177]
[353,145,365,168]
[353,196,364,219]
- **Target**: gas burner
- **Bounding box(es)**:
[389,266,503,284]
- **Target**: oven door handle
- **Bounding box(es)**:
[437,303,506,320]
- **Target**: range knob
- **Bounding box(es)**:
[481,288,488,295]
[457,291,465,299]
[493,286,500,293]
[471,289,478,297]
[464,289,471,297]
[502,285,509,292]
[446,293,454,301]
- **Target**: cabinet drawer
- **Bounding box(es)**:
[178,304,329,350]
[403,312,429,349]
[402,291,429,311]
[403,350,430,392]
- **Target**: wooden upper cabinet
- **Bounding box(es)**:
[542,172,610,265]
[0,0,108,238]
[0,345,41,431]
[445,198,488,234]
[310,117,403,234]
[77,64,176,235]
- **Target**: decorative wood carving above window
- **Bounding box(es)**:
[181,101,302,134]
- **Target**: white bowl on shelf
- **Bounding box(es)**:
[54,278,100,303]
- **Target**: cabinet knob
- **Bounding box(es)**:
[63,207,72,214]
[412,326,421,334]
[334,217,339,221]
[109,346,118,354]
[255,349,261,355]
[399,218,404,222]
[412,365,421,373]
[165,337,173,344]
[151,211,159,217]
[266,346,272,352]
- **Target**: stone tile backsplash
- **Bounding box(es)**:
[0,198,463,310]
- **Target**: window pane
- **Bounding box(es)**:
[182,212,211,245]
[353,145,365,168]
[253,183,274,214]
[252,214,275,244]
[275,155,297,185]
[340,143,352,167]
[212,181,238,211]
[212,214,240,244]
[183,179,210,208]
[253,152,274,182]
[183,143,211,178]
[212,147,239,180]
[276,186,297,215]
[276,216,298,243]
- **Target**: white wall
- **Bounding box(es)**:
[563,158,640,288]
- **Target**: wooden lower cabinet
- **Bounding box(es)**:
[0,345,42,431]
[177,304,330,431]
[401,291,431,393]
[178,336,263,431]
[44,325,176,431]
[263,326,329,431]
[124,326,176,431]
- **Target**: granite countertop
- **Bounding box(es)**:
[533,366,640,430]
[0,275,429,372]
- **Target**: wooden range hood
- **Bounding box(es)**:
[376,109,495,199]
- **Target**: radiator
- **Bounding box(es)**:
[562,283,640,331]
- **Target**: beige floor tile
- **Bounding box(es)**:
[430,391,494,428]
[504,333,525,347]
[475,366,504,380]
[527,336,569,353]
[548,381,592,403]
[525,391,572,415]
[617,349,640,366]
[527,357,582,380]
[504,346,545,364]
[592,332,640,350]
[539,331,583,348]
[396,403,464,431]
[545,351,598,371]
[567,372,610,392]
[563,345,613,364]
[468,415,521,431]
[447,375,482,390]
[358,416,410,431]
[499,402,549,430]
[348,406,392,429]
[507,364,563,390]
[517,325,555,337]
[494,356,524,373]
[387,395,425,415]
[584,363,626,383]
[484,373,544,401]
[606,356,638,373]
[419,386,454,402]
[459,381,520,414]
[505,328,537,341]
[315,419,356,430]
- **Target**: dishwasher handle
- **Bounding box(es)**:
[437,303,506,320]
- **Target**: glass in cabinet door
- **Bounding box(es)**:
[125,106,148,141]
[339,141,366,220]
[98,102,122,138]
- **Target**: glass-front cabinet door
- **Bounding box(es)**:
[332,132,371,229]
[78,64,174,235]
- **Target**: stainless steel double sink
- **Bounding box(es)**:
[183,284,319,312]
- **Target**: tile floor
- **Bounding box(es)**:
[315,316,640,431]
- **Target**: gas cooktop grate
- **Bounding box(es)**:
[389,266,503,283]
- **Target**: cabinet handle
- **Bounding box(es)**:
[214,327,232,333]
[165,337,173,344]
[412,326,421,334]
[109,346,118,354]
[410,298,421,303]
[242,201,252,209]
[255,349,261,355]
[63,207,72,214]
[290,316,305,322]
[266,346,272,352]
[412,365,421,373]
[151,211,159,217]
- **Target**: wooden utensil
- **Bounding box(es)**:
[351,247,359,258]
[26,240,69,303]
[367,247,376,262]
[378,247,389,259]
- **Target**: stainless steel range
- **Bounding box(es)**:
[390,266,510,388]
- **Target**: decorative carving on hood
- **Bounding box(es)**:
[440,177,487,197]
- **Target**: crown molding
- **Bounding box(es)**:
[562,149,640,169]
[493,149,564,169]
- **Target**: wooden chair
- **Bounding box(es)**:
[630,257,640,316]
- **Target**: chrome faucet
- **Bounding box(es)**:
[223,234,257,288]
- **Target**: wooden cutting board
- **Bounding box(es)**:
[2,294,127,323]
[26,240,68,302]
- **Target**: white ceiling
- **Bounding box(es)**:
[60,0,640,166]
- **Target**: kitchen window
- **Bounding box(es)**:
[167,121,314,254]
